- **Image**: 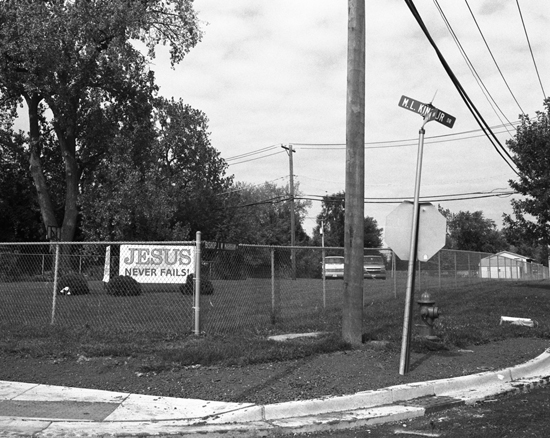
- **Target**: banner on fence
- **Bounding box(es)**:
[119,245,196,283]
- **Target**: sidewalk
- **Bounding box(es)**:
[1,347,550,437]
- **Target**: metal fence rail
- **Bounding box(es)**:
[0,241,548,337]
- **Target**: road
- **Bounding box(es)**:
[278,384,550,437]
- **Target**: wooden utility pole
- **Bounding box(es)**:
[343,0,365,346]
[282,144,296,280]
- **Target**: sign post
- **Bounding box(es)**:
[397,95,455,375]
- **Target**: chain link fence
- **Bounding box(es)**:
[1,241,548,337]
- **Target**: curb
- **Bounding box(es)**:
[0,348,549,437]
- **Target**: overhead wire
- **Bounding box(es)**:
[296,124,518,150]
[225,121,521,165]
[516,0,547,99]
[433,0,515,135]
[225,144,280,161]
[464,0,525,115]
[403,0,519,175]
[227,150,285,166]
[296,189,515,205]
[227,189,516,210]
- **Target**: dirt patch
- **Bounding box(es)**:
[0,337,548,404]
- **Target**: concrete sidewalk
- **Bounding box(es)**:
[1,347,550,437]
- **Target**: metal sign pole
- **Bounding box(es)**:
[395,94,455,375]
[321,220,326,308]
[399,119,428,375]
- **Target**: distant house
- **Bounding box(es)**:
[479,251,533,279]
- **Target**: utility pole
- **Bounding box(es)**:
[343,0,365,346]
[282,144,296,280]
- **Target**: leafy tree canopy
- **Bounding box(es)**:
[312,191,383,248]
[0,0,202,241]
[438,207,508,253]
[219,181,311,245]
[78,97,232,242]
[503,98,550,246]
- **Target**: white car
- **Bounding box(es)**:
[323,255,387,280]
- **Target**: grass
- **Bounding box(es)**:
[1,278,549,370]
[362,280,550,352]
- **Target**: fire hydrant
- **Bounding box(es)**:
[417,291,440,339]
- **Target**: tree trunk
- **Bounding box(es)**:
[25,93,59,239]
[55,122,79,243]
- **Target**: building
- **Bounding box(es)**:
[479,251,533,280]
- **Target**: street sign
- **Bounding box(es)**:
[398,95,456,129]
[385,202,447,261]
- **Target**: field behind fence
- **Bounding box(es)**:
[1,241,548,338]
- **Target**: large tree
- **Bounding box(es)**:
[79,98,233,241]
[312,191,383,248]
[439,207,508,253]
[219,181,311,245]
[503,98,550,247]
[0,0,202,241]
[0,116,41,241]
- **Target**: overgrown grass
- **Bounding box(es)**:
[0,324,351,370]
[1,280,549,369]
[362,280,550,352]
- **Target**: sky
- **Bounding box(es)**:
[143,1,548,239]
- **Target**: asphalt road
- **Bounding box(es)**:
[280,384,550,437]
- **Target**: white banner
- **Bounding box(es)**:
[119,245,196,283]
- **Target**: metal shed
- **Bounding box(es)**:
[479,251,532,280]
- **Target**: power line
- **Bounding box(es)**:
[225,144,280,161]
[227,150,285,166]
[293,121,520,149]
[296,189,515,204]
[433,0,515,134]
[404,0,519,175]
[516,0,547,99]
[226,189,516,211]
[221,120,520,166]
[464,0,525,115]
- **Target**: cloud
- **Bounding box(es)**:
[152,0,548,234]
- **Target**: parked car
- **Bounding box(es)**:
[363,255,387,280]
[323,255,387,280]
[323,256,345,279]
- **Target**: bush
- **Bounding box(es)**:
[106,275,142,296]
[179,273,214,295]
[56,273,90,296]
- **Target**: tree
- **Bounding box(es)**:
[0,0,202,241]
[79,98,233,242]
[0,121,42,241]
[219,181,311,245]
[503,98,550,247]
[439,207,508,253]
[312,192,383,248]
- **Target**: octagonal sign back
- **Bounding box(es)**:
[385,202,446,261]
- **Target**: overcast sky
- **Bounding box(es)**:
[150,1,548,238]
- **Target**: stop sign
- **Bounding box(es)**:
[385,202,446,261]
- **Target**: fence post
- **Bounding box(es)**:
[418,259,422,291]
[392,250,397,298]
[438,251,441,290]
[271,248,281,324]
[454,251,457,289]
[194,231,201,335]
[322,247,326,308]
[467,253,471,285]
[51,243,60,325]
